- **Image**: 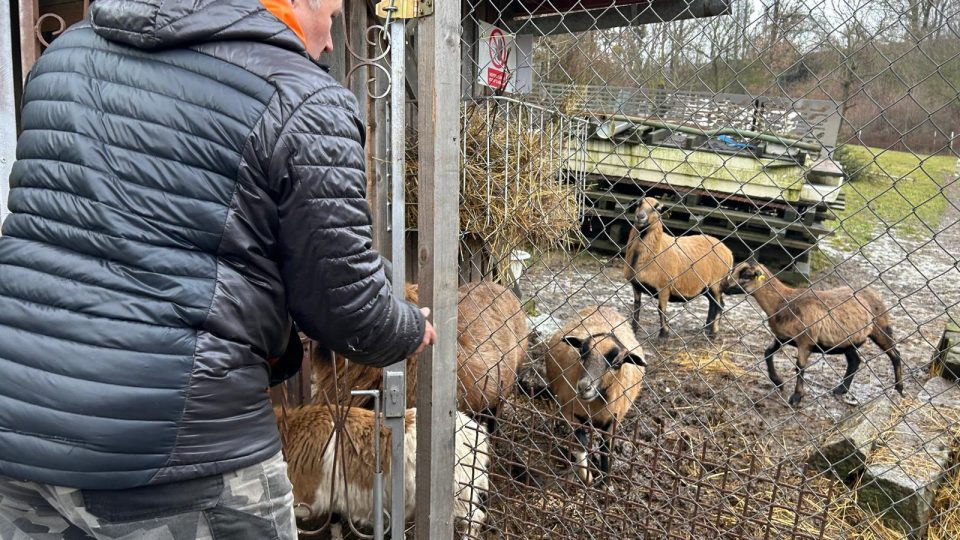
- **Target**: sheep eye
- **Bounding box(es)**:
[604,348,620,365]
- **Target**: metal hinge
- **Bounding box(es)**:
[375,0,433,19]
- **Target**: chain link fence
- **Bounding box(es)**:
[436,0,959,538]
[264,0,960,538]
[13,0,958,538]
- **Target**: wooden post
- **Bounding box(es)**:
[370,42,391,253]
[322,9,347,83]
[346,0,368,120]
[1,0,17,223]
[18,0,39,84]
[415,1,460,538]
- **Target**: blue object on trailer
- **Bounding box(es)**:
[717,134,750,149]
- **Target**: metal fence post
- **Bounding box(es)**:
[384,14,408,540]
[415,0,460,537]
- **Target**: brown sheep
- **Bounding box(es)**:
[722,261,904,406]
[311,281,529,433]
[545,306,646,483]
[277,404,488,538]
[623,197,734,339]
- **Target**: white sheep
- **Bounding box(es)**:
[277,404,489,539]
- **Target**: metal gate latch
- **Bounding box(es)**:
[383,371,406,418]
[375,0,433,19]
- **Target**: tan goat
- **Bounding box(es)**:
[312,281,529,433]
[623,197,734,339]
[278,404,488,539]
[545,306,646,483]
[722,261,904,406]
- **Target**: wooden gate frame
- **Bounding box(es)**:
[17,0,90,85]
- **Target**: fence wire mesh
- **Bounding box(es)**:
[293,0,959,538]
[15,0,959,538]
[446,0,958,538]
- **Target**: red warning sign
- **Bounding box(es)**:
[477,22,531,93]
[484,27,510,90]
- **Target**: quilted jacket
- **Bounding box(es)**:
[0,0,424,489]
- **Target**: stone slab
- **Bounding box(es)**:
[807,398,898,480]
[858,377,960,537]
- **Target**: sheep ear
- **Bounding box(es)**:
[562,336,585,351]
[623,351,647,367]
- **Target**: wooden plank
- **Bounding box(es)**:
[369,43,391,253]
[346,0,368,120]
[574,138,843,205]
[321,8,347,83]
[584,194,831,237]
[18,0,39,84]
[415,1,461,537]
[1,0,16,222]
[460,0,482,99]
[583,208,819,249]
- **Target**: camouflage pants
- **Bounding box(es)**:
[0,452,297,540]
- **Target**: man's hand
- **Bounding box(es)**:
[415,307,438,354]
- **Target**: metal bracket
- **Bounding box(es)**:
[383,370,406,418]
[375,0,433,19]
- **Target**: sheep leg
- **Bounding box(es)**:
[764,340,785,388]
[870,326,904,395]
[572,427,593,484]
[485,415,498,438]
[330,519,344,540]
[598,428,613,483]
[834,348,862,396]
[788,346,811,406]
[476,408,498,437]
[657,289,672,339]
[704,288,723,339]
[630,281,643,334]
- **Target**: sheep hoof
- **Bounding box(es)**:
[788,393,803,407]
[895,383,905,396]
[770,378,785,389]
[657,329,673,340]
[832,385,849,396]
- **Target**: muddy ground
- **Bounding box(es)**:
[481,184,960,537]
[298,183,959,539]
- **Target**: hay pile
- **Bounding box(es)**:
[867,397,960,474]
[405,101,583,277]
[672,348,747,377]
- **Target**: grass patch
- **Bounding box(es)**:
[826,145,956,251]
[810,247,837,274]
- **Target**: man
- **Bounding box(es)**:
[0,0,435,538]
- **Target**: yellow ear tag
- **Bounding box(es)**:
[756,274,766,282]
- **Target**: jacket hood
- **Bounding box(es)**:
[90,0,306,53]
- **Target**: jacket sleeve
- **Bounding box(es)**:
[268,85,425,368]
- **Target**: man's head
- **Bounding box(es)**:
[291,0,343,58]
